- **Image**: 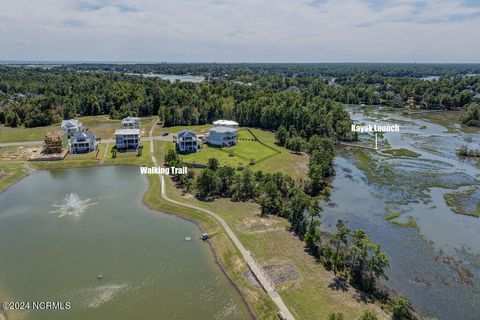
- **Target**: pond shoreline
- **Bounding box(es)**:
[0,164,258,320]
[141,174,257,320]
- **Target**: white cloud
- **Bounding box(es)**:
[0,0,479,62]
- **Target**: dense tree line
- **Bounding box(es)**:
[0,67,354,141]
[1,65,479,130]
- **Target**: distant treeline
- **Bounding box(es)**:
[0,67,355,139]
[1,64,479,130]
[56,62,480,78]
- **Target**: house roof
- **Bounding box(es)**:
[177,129,198,141]
[209,126,237,133]
[71,131,95,143]
[213,119,239,126]
[115,128,140,135]
[61,119,80,128]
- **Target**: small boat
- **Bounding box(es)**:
[97,274,104,280]
[185,237,191,241]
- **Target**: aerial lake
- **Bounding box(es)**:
[323,106,480,320]
[0,166,249,320]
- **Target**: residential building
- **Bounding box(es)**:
[61,119,83,137]
[115,128,141,150]
[176,129,199,153]
[70,131,97,154]
[212,119,239,129]
[207,126,238,147]
[121,116,141,129]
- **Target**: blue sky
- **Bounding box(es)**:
[1,0,479,62]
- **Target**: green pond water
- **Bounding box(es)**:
[0,166,249,320]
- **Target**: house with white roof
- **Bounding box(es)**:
[61,119,83,137]
[115,128,141,150]
[207,126,238,147]
[121,116,141,129]
[70,131,97,154]
[213,119,239,129]
[176,129,200,153]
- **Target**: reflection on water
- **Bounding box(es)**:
[51,193,97,218]
[325,106,480,319]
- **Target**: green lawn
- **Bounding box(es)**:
[183,129,278,167]
[180,128,309,179]
[0,124,60,143]
[64,143,107,161]
[103,141,151,166]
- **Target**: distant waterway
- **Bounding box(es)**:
[123,73,205,82]
[323,106,480,319]
[0,166,249,320]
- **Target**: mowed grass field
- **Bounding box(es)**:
[178,128,308,178]
[182,129,279,167]
[0,124,60,143]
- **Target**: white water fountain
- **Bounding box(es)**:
[51,193,97,218]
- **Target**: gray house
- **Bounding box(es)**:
[61,119,83,137]
[207,126,238,147]
[121,116,141,129]
[176,129,199,153]
[70,131,97,154]
[115,128,141,150]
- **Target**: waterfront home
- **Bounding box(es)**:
[207,126,238,147]
[115,128,141,150]
[70,131,97,154]
[176,129,199,153]
[61,119,83,137]
[212,119,239,129]
[121,116,141,129]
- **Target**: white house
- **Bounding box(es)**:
[70,131,97,154]
[176,129,199,153]
[61,119,83,137]
[213,119,239,129]
[115,128,141,150]
[207,126,238,147]
[121,116,141,129]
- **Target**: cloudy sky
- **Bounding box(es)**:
[1,0,479,62]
